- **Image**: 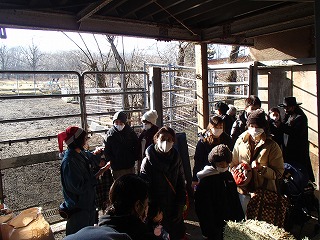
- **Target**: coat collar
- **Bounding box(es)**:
[242,130,267,148]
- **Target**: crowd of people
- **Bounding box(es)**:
[58,95,315,240]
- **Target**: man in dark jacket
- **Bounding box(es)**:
[230,95,261,148]
[104,111,138,180]
[278,97,315,182]
[214,101,234,135]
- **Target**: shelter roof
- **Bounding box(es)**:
[0,0,315,45]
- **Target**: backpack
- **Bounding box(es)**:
[280,163,309,196]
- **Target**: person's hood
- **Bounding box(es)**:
[197,165,219,180]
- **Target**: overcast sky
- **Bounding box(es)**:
[0,28,171,54]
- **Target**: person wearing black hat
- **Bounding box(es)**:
[214,101,234,135]
[104,111,139,180]
[278,96,315,182]
[194,144,244,240]
[231,109,284,214]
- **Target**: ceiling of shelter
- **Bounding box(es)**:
[0,0,315,45]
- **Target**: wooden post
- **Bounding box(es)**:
[314,0,320,197]
[78,74,87,131]
[195,43,209,132]
[149,67,163,127]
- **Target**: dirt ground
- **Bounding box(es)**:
[1,94,319,240]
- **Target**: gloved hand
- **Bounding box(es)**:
[172,205,184,223]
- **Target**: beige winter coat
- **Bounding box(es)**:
[231,131,284,193]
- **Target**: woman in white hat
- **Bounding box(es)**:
[137,110,159,172]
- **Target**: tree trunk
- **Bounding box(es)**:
[226,45,240,96]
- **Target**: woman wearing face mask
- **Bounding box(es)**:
[194,144,244,240]
[98,174,155,240]
[137,110,159,172]
[231,109,284,214]
[104,111,138,180]
[140,126,187,240]
[268,107,284,148]
[192,115,232,191]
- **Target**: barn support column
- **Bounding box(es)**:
[315,0,320,192]
[150,67,163,127]
[79,74,87,131]
[195,43,209,132]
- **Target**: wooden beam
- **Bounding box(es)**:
[195,43,209,132]
[0,9,201,42]
[0,151,59,170]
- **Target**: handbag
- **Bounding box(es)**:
[164,174,189,219]
[232,145,264,189]
[246,179,289,228]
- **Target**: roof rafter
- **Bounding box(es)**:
[77,0,114,22]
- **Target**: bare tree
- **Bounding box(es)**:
[21,40,44,71]
[20,41,45,94]
[62,32,114,88]
[0,45,10,79]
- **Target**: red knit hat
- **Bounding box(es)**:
[57,126,85,153]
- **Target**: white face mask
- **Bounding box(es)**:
[157,140,174,153]
[216,166,229,173]
[211,128,223,137]
[114,124,125,131]
[269,114,279,121]
[142,123,152,130]
[248,127,264,139]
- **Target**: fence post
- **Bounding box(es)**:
[79,74,87,131]
[315,0,320,200]
[249,61,258,96]
[150,67,163,127]
[195,43,209,132]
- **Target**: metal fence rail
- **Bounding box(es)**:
[0,70,150,220]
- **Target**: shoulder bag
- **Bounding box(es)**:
[164,174,189,219]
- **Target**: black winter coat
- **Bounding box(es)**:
[230,111,247,148]
[194,171,244,240]
[138,124,159,160]
[140,144,186,240]
[221,114,234,136]
[104,125,138,171]
[281,110,315,181]
[192,132,232,181]
[268,119,284,148]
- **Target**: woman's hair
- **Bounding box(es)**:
[245,95,261,108]
[107,174,148,215]
[68,131,87,150]
[207,115,223,129]
[153,126,176,143]
[203,115,223,145]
